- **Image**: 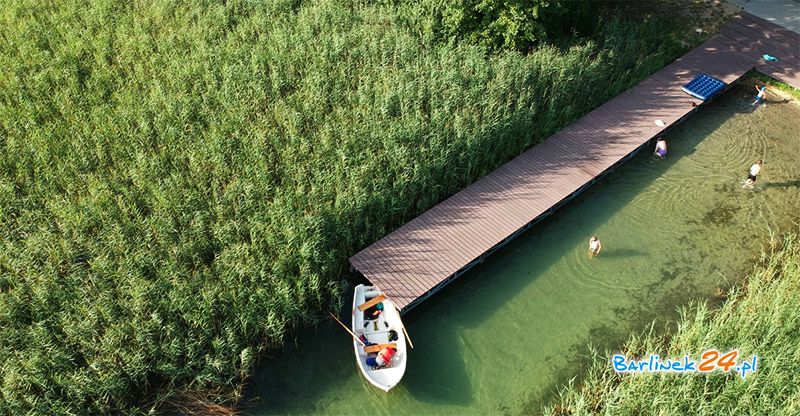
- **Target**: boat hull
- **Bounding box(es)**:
[351,284,408,391]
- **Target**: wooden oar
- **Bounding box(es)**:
[401,325,414,349]
[329,312,366,347]
[393,306,415,349]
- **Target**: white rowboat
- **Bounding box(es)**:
[351,284,407,391]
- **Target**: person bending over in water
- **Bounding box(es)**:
[752,84,767,106]
[744,160,763,188]
[654,138,667,159]
[588,235,602,258]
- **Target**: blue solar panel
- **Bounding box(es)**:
[681,74,726,101]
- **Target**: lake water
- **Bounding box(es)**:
[246,84,800,415]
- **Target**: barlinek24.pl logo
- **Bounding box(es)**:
[612,349,757,379]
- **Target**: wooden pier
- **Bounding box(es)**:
[349,13,800,312]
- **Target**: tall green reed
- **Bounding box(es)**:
[0,0,693,413]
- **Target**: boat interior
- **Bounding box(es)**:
[355,289,402,369]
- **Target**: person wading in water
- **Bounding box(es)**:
[588,235,602,259]
[744,160,763,188]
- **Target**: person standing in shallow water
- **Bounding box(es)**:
[588,236,602,258]
[654,138,667,159]
[744,160,763,188]
[752,84,768,106]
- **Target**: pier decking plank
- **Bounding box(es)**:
[349,13,800,311]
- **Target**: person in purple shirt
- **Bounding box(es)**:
[654,138,667,158]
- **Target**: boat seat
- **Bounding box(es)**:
[363,343,397,354]
[357,294,386,311]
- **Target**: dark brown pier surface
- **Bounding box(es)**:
[350,13,800,312]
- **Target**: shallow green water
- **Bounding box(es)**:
[247,85,800,415]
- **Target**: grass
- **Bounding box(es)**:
[544,228,800,415]
[0,0,712,413]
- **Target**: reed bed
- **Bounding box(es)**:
[545,229,800,415]
[1,0,698,413]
